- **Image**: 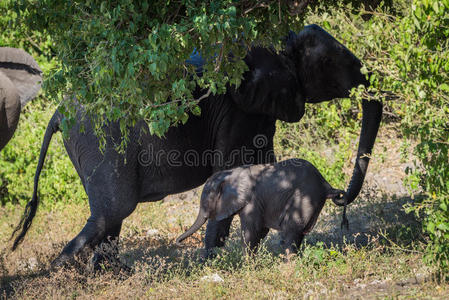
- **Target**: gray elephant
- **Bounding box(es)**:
[176,159,347,254]
[12,25,382,269]
[0,47,42,151]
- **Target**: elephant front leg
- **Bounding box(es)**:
[90,222,130,273]
[242,226,269,255]
[205,217,234,255]
[282,231,305,256]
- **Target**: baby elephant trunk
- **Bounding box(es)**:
[326,187,350,230]
[176,209,208,246]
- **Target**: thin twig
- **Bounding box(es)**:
[150,88,211,108]
[25,35,43,56]
[166,1,182,24]
[243,1,272,15]
[214,41,225,72]
[278,0,281,24]
[382,110,399,118]
[378,231,423,254]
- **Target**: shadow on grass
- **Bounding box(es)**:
[0,269,50,298]
[121,191,427,273]
[0,192,427,299]
[305,193,426,250]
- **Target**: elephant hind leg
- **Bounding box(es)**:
[240,213,269,255]
[51,215,109,268]
[241,226,269,255]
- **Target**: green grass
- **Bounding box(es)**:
[0,99,85,208]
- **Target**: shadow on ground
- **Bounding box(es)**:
[305,192,426,249]
[0,187,426,299]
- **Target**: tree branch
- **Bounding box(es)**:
[150,88,211,108]
[243,1,273,15]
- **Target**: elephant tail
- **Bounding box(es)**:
[176,209,208,247]
[11,111,61,250]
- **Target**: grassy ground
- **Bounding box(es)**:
[1,125,448,299]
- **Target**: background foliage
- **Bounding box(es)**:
[1,0,85,208]
[397,0,449,277]
[1,0,448,278]
[8,0,389,145]
[11,0,309,146]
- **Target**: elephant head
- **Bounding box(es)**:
[231,24,382,205]
[0,47,42,151]
[176,168,253,246]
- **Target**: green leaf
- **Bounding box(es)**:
[180,112,189,124]
[432,1,440,13]
[428,222,436,233]
[323,20,331,30]
[439,83,449,92]
[149,63,157,74]
[191,105,201,116]
[437,223,449,231]
[440,201,448,212]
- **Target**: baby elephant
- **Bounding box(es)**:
[176,158,348,254]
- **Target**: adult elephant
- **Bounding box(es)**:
[12,25,382,267]
[0,47,42,151]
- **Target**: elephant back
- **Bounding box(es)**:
[0,47,42,107]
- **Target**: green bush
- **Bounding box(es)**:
[0,100,85,208]
[10,0,308,141]
[347,0,449,277]
[398,0,449,278]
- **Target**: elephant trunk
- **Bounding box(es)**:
[325,186,349,230]
[345,99,383,205]
[176,208,208,246]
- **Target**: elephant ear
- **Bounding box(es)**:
[209,178,248,221]
[230,47,305,122]
[0,47,42,107]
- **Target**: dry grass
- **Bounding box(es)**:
[1,128,448,299]
[0,204,447,299]
[0,187,447,299]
